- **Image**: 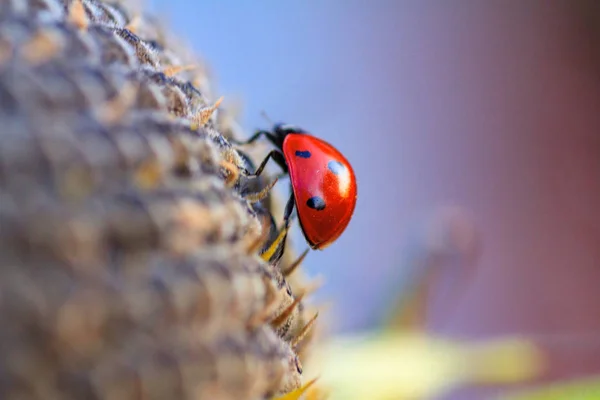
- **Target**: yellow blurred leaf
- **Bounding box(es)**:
[274,378,319,400]
[305,332,545,400]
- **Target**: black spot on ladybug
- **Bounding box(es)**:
[328,160,345,175]
[295,150,311,158]
[306,196,326,211]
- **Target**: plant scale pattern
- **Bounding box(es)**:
[0,0,316,399]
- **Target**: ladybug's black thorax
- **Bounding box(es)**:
[272,123,307,149]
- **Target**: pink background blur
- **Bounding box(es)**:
[156,1,600,396]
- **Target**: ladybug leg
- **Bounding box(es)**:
[282,191,296,229]
[260,193,296,265]
[246,149,288,178]
[273,193,296,263]
[243,177,279,203]
[235,148,257,171]
[229,130,279,146]
[260,216,293,263]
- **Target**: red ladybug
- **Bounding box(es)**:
[233,123,357,252]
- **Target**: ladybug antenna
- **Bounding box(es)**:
[260,110,274,126]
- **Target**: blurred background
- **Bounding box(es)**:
[149,1,600,397]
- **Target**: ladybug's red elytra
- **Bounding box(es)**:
[232,123,357,256]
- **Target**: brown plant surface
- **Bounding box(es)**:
[0,0,316,398]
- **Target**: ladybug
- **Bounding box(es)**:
[232,123,357,254]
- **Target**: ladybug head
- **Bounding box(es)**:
[273,123,307,138]
[261,123,310,150]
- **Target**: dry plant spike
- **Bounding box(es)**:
[270,291,306,329]
[295,323,316,359]
[219,160,239,188]
[245,215,272,254]
[163,64,196,77]
[192,96,224,129]
[97,83,138,125]
[191,63,211,89]
[247,275,281,329]
[295,303,331,357]
[244,177,278,203]
[21,32,60,66]
[68,0,89,31]
[297,276,325,298]
[282,248,309,277]
[124,15,142,33]
[291,312,319,349]
[192,75,205,90]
